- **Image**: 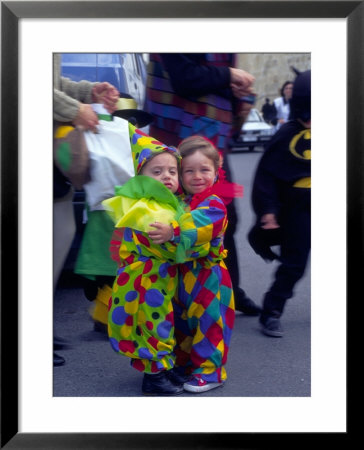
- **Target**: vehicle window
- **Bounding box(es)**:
[246,110,261,122]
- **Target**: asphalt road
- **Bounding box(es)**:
[53,147,311,397]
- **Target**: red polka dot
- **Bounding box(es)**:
[165,311,174,326]
[167,265,177,277]
[136,233,150,247]
[150,275,158,283]
[139,287,146,303]
[134,275,142,289]
[143,260,153,274]
[132,359,146,372]
[119,340,135,353]
[145,321,154,330]
[150,361,160,373]
[117,272,130,286]
[125,315,133,326]
[147,336,159,350]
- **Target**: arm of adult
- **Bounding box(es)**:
[160,53,233,98]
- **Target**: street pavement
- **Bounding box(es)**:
[53,148,311,398]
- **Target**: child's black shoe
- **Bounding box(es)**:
[166,367,192,386]
[142,371,184,396]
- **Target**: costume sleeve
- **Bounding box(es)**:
[251,156,281,219]
[173,195,227,262]
[160,53,232,98]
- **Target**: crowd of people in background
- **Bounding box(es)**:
[53,53,311,395]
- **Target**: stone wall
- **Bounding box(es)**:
[236,53,311,111]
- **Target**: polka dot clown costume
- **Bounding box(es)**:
[102,125,183,376]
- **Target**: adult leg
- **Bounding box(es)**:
[222,155,261,315]
[53,189,76,364]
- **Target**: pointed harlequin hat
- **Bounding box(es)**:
[128,123,181,174]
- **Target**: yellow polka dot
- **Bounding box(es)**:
[120,324,132,338]
[124,299,139,315]
[138,310,146,324]
[136,136,152,146]
[167,278,175,292]
[141,277,152,289]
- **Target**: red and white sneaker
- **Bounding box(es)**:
[183,376,224,393]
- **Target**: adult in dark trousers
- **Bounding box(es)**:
[53,53,119,365]
[146,53,261,315]
[261,98,275,123]
[249,69,311,337]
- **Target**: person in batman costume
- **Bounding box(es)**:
[249,68,311,337]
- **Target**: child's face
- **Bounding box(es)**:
[181,150,217,195]
[140,152,179,193]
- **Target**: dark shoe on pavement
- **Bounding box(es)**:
[93,321,108,335]
[166,367,192,386]
[53,352,65,366]
[54,335,71,350]
[234,288,261,316]
[259,315,284,337]
[142,371,184,396]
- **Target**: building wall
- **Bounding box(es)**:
[236,53,311,111]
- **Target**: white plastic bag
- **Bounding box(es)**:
[83,109,135,211]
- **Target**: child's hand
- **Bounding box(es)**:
[148,222,174,244]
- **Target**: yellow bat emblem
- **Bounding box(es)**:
[289,129,311,160]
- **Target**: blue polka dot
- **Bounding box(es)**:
[139,255,149,262]
[138,347,153,359]
[139,148,152,162]
[157,320,172,338]
[109,338,119,352]
[132,133,142,145]
[111,306,128,325]
[123,228,133,242]
[159,262,169,278]
[145,289,164,307]
[157,350,169,358]
[125,291,138,302]
[156,361,165,370]
[168,358,175,367]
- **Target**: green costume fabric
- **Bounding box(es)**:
[74,209,117,279]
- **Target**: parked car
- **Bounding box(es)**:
[59,53,148,272]
[229,108,275,151]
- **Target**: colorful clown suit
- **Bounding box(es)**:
[172,193,235,384]
[102,124,187,374]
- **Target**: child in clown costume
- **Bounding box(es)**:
[148,135,243,393]
[103,124,209,396]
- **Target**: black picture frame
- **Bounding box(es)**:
[1,1,360,448]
